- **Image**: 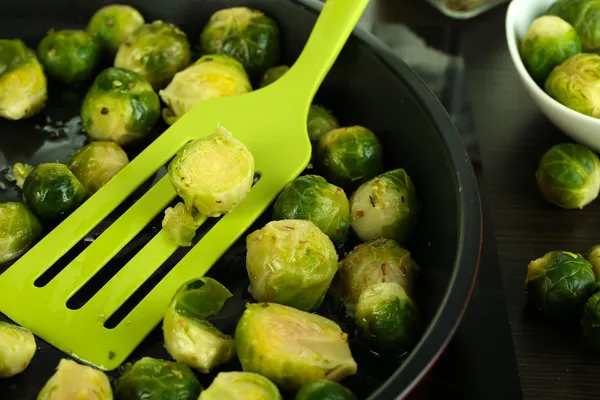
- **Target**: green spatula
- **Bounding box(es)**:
[0,0,370,370]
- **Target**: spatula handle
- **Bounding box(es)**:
[281,0,370,102]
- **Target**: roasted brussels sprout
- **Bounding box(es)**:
[159,54,252,124]
[200,7,280,77]
[349,168,420,244]
[272,175,350,243]
[37,359,113,400]
[588,244,600,279]
[235,303,358,390]
[0,202,42,265]
[168,126,254,217]
[37,29,101,84]
[544,53,600,118]
[87,5,145,54]
[162,202,203,247]
[535,142,600,209]
[67,141,129,195]
[22,163,87,221]
[546,0,600,52]
[317,126,383,187]
[114,20,191,89]
[258,65,289,88]
[582,290,600,350]
[199,372,282,400]
[115,357,202,400]
[0,321,36,378]
[525,250,597,318]
[295,380,357,400]
[334,238,420,312]
[12,163,34,189]
[307,105,340,143]
[355,282,419,351]
[246,219,339,311]
[163,277,236,373]
[520,16,581,85]
[81,67,160,146]
[0,39,47,120]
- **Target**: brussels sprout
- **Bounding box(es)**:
[544,53,600,118]
[317,126,383,187]
[162,202,203,247]
[520,16,581,85]
[307,105,340,143]
[582,291,600,350]
[22,163,87,221]
[272,175,350,243]
[0,321,36,378]
[295,380,357,400]
[87,5,145,54]
[0,39,47,120]
[67,141,129,195]
[114,20,191,89]
[546,0,600,52]
[525,250,597,318]
[199,372,282,400]
[12,163,34,189]
[159,54,252,125]
[535,143,600,209]
[0,202,42,265]
[115,357,202,400]
[200,7,281,77]
[235,303,358,390]
[334,238,420,312]
[587,244,600,279]
[349,168,420,244]
[258,65,289,88]
[354,282,419,351]
[37,359,113,400]
[246,219,339,311]
[81,67,160,146]
[168,126,254,217]
[163,277,236,373]
[37,29,102,84]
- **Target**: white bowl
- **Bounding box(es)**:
[506,0,600,152]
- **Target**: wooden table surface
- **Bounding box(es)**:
[384,0,600,399]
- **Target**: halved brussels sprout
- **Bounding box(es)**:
[307,105,340,143]
[22,163,87,221]
[295,380,357,400]
[114,20,191,89]
[582,290,600,350]
[37,359,113,400]
[0,202,42,265]
[317,126,383,188]
[546,0,600,52]
[159,54,252,124]
[333,238,420,312]
[67,141,129,195]
[12,163,34,189]
[200,7,280,77]
[246,219,339,311]
[587,244,600,279]
[199,372,282,400]
[544,53,600,119]
[115,357,202,400]
[235,303,358,390]
[87,5,145,54]
[520,16,581,85]
[258,65,289,88]
[0,321,36,378]
[355,282,419,352]
[162,202,203,247]
[535,143,600,209]
[0,39,47,120]
[349,168,420,244]
[37,29,102,84]
[168,126,255,217]
[163,277,236,373]
[272,175,350,243]
[525,250,597,318]
[81,67,160,146]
